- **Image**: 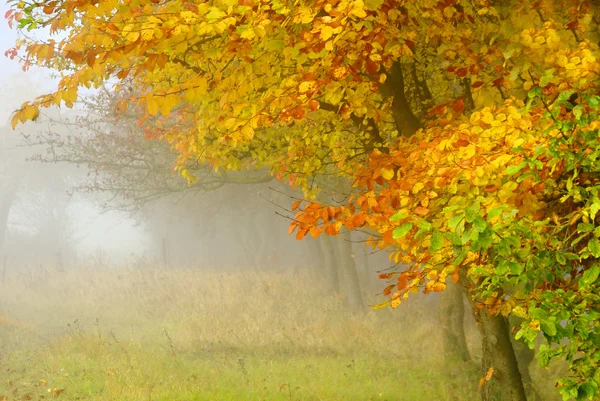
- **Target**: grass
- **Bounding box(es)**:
[0,264,500,401]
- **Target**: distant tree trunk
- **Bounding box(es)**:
[1,254,7,284]
[337,231,364,312]
[307,237,326,281]
[0,184,17,263]
[161,236,169,267]
[321,235,341,294]
[439,280,471,362]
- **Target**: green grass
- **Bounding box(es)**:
[0,265,486,401]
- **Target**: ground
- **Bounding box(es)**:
[0,265,559,401]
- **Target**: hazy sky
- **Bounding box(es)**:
[0,2,150,259]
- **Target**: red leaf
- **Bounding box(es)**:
[366,59,379,75]
[456,68,467,78]
[471,81,483,89]
[452,98,465,114]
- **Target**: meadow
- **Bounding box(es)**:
[0,263,556,401]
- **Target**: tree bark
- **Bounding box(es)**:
[438,280,471,362]
[381,61,422,137]
[478,309,528,401]
[507,316,540,400]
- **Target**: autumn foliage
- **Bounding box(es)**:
[6,0,600,397]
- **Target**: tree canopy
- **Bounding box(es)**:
[7,0,600,398]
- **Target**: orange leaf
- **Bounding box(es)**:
[383,284,395,296]
[451,270,460,284]
[485,367,494,381]
[413,206,430,216]
[291,200,302,211]
[309,226,321,238]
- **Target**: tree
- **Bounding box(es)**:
[30,87,368,307]
[8,0,600,399]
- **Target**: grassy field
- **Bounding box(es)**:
[0,264,555,401]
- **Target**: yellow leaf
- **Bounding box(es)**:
[381,168,394,180]
[24,105,40,121]
[126,31,140,42]
[11,113,20,129]
[147,96,161,116]
[320,25,333,41]
[240,124,254,140]
[160,94,179,116]
[240,27,256,40]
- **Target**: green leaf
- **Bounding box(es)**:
[573,104,583,120]
[587,95,600,110]
[418,219,432,231]
[580,264,600,288]
[578,222,595,233]
[473,216,487,233]
[590,202,600,220]
[392,223,413,239]
[448,213,464,231]
[508,261,523,275]
[527,86,543,99]
[577,382,598,401]
[589,238,600,258]
[506,162,525,175]
[445,232,462,246]
[541,320,557,337]
[487,206,504,220]
[390,211,407,221]
[429,230,444,252]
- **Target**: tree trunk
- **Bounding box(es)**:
[321,235,341,294]
[0,184,17,258]
[507,316,540,400]
[478,309,528,401]
[307,237,326,280]
[439,280,471,362]
[337,231,364,312]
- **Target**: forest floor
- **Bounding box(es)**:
[0,265,559,401]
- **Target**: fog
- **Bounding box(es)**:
[0,5,565,401]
